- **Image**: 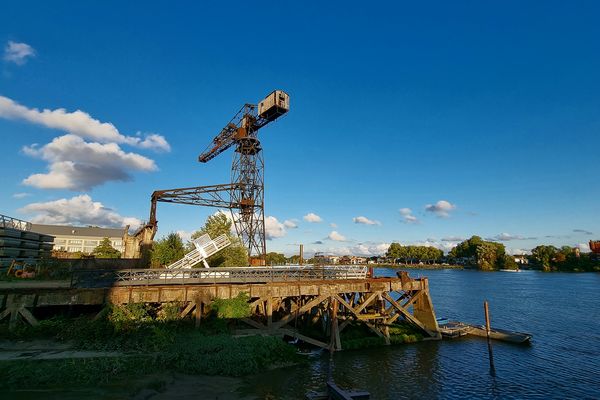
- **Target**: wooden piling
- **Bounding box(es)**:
[484,300,496,376]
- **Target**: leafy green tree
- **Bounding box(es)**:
[500,254,519,270]
[265,252,286,265]
[151,232,185,267]
[92,237,121,258]
[530,245,558,271]
[190,212,248,267]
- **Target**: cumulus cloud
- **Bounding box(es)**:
[19,194,141,229]
[265,216,286,240]
[425,200,456,218]
[399,208,418,224]
[0,95,170,152]
[283,219,298,229]
[303,213,322,223]
[353,216,381,226]
[328,231,346,241]
[3,41,35,65]
[314,242,390,257]
[21,134,157,190]
[12,192,30,199]
[573,229,593,235]
[330,223,337,228]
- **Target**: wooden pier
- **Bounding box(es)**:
[0,270,441,348]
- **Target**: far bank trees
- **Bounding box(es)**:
[386,243,443,264]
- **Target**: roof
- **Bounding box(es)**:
[30,223,124,238]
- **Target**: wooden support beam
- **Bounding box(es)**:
[272,294,329,330]
[194,301,202,328]
[382,292,430,335]
[180,302,196,318]
[241,317,268,330]
[266,297,273,327]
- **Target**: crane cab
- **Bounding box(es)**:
[258,90,289,122]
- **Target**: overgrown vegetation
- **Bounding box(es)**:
[0,299,299,389]
[340,322,423,350]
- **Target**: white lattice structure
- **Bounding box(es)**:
[166,233,231,270]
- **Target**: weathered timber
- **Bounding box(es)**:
[0,275,440,346]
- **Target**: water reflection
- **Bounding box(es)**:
[242,269,600,399]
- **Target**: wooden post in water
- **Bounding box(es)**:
[484,300,496,376]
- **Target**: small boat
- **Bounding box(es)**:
[437,319,471,339]
[437,319,532,344]
[467,324,532,344]
[499,269,521,272]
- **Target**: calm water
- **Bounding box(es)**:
[243,268,600,399]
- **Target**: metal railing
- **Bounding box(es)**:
[71,265,368,287]
[0,214,32,232]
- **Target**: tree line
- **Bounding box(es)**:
[385,243,444,264]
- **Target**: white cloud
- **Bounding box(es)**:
[3,41,35,65]
[330,223,337,228]
[425,200,456,218]
[328,231,346,241]
[312,242,390,257]
[19,194,141,229]
[303,212,322,223]
[486,233,537,242]
[21,134,157,190]
[176,230,193,242]
[441,236,465,242]
[12,192,31,199]
[265,216,286,240]
[399,208,418,224]
[283,219,298,229]
[353,216,381,226]
[0,95,170,152]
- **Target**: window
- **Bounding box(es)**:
[84,240,98,246]
[54,239,66,244]
[69,239,82,245]
[68,247,82,252]
[112,241,122,247]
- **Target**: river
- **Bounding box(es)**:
[241,268,600,399]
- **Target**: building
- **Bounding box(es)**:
[30,224,125,254]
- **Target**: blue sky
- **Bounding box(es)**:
[1,1,599,256]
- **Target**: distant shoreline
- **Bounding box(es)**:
[372,263,465,270]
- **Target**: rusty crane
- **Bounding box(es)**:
[124,91,290,266]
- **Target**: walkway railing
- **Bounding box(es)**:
[72,265,369,287]
[0,214,32,232]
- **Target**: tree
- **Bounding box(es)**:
[286,255,301,264]
[265,252,286,265]
[93,237,121,258]
[476,242,498,270]
[190,212,249,267]
[500,254,519,270]
[530,245,558,271]
[150,232,185,267]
